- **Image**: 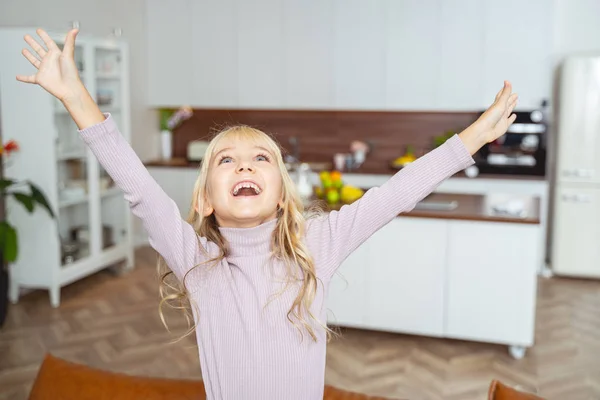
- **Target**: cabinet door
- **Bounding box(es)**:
[333,0,386,110]
[555,56,600,185]
[327,241,369,328]
[438,0,484,110]
[366,218,447,337]
[446,221,539,346]
[147,168,190,218]
[191,0,238,107]
[481,0,553,109]
[282,0,334,109]
[237,0,284,108]
[385,0,441,110]
[552,187,600,278]
[145,0,193,106]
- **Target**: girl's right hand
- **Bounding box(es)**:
[16,28,85,103]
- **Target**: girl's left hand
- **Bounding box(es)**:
[459,81,518,155]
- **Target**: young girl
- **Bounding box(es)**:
[17,29,517,400]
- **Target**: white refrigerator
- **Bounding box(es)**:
[551,54,600,278]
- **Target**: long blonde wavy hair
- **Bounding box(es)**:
[157,124,334,343]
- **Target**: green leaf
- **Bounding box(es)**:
[28,183,55,218]
[11,192,35,213]
[0,178,16,191]
[0,221,18,263]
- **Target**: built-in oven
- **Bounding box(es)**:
[472,108,548,177]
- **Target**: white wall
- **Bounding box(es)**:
[0,0,159,163]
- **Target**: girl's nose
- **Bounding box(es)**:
[237,162,254,173]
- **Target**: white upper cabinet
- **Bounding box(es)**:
[191,0,238,107]
[438,0,485,110]
[481,0,553,110]
[385,0,441,110]
[144,0,577,111]
[333,0,386,110]
[282,0,334,109]
[145,0,193,107]
[236,0,284,108]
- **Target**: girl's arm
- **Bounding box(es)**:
[308,81,518,279]
[16,28,203,282]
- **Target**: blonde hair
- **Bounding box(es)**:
[157,124,334,343]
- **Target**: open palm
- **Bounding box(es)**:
[16,28,83,102]
[477,81,519,144]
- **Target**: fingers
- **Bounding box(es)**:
[24,33,47,59]
[36,28,60,52]
[494,80,513,104]
[22,48,41,69]
[63,29,79,60]
[506,93,518,115]
[16,74,37,84]
[507,113,517,126]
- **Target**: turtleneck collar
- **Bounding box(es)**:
[218,218,277,257]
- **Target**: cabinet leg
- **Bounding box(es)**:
[8,278,19,304]
[540,265,554,278]
[509,345,526,360]
[125,251,135,271]
[49,287,60,308]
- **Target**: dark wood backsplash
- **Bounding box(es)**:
[170,109,480,174]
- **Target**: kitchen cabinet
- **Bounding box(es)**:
[385,0,441,110]
[327,213,540,359]
[438,0,485,110]
[144,0,564,111]
[481,0,553,110]
[236,0,284,108]
[445,220,539,353]
[282,0,334,109]
[327,241,369,328]
[366,218,447,337]
[191,0,238,107]
[332,0,386,110]
[551,186,600,278]
[145,0,193,107]
[147,167,198,218]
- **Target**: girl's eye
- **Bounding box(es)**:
[219,156,233,164]
[256,153,270,162]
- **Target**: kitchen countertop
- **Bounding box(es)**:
[319,192,541,225]
[144,158,547,182]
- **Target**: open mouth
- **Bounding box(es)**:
[231,180,262,197]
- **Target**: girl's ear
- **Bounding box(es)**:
[202,203,214,217]
[195,197,214,217]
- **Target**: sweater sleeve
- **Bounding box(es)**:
[307,134,475,280]
[78,114,204,283]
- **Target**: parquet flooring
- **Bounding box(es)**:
[1,246,599,400]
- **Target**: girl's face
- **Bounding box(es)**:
[202,136,283,228]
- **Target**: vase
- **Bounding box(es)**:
[160,129,173,160]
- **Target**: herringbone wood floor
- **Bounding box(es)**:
[1,247,599,400]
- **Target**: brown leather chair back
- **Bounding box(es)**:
[28,353,390,400]
[28,353,205,400]
[488,379,545,400]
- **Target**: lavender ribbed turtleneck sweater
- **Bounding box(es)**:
[78,114,474,399]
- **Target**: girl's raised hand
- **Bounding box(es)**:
[459,81,519,155]
[16,28,84,103]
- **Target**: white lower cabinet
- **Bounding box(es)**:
[365,218,447,337]
[445,221,539,347]
[327,216,539,359]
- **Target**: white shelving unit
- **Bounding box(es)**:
[0,27,134,307]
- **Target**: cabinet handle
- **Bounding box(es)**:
[574,194,591,203]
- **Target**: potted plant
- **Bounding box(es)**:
[0,139,55,327]
[158,106,193,160]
